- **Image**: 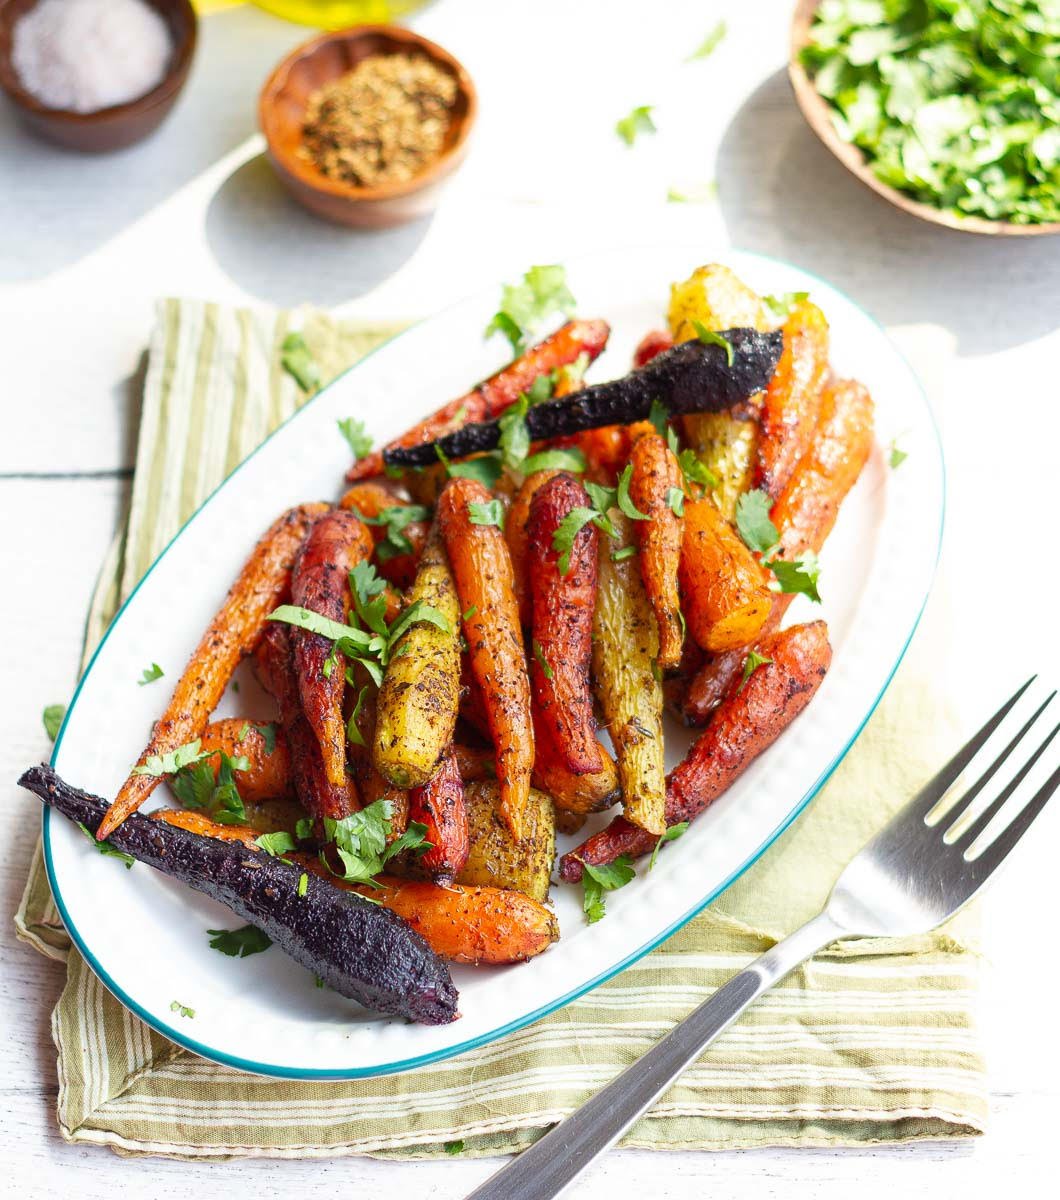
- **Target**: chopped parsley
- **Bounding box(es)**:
[76,822,134,869]
[298,872,309,898]
[207,925,273,958]
[444,1140,465,1155]
[649,822,689,871]
[676,448,718,493]
[532,639,554,680]
[735,489,779,556]
[321,799,431,886]
[769,551,823,603]
[337,416,373,462]
[462,604,478,621]
[255,831,297,857]
[552,506,600,575]
[260,722,278,755]
[667,182,717,204]
[42,704,65,742]
[648,398,669,436]
[582,856,636,923]
[138,662,164,686]
[687,19,726,61]
[611,545,637,563]
[485,265,576,356]
[353,503,430,560]
[346,684,370,748]
[691,320,734,366]
[131,738,213,778]
[468,499,505,529]
[763,292,809,321]
[281,332,321,393]
[739,649,774,692]
[616,463,649,521]
[435,446,504,490]
[888,439,908,469]
[520,447,587,475]
[169,1001,195,1019]
[498,395,532,470]
[666,486,685,517]
[800,0,1060,226]
[615,105,656,147]
[170,749,250,825]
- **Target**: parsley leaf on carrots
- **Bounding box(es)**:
[337,416,373,462]
[735,489,779,555]
[582,856,636,923]
[485,265,576,355]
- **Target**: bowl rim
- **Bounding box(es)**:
[0,0,198,123]
[788,0,1060,237]
[258,22,479,205]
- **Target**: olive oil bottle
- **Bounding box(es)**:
[253,1,428,28]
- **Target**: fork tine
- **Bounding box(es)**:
[905,676,1036,823]
[967,743,1060,871]
[945,693,1057,841]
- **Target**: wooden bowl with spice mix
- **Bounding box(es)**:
[259,24,477,229]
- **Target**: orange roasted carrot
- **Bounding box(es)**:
[506,469,561,628]
[437,477,534,839]
[197,718,291,805]
[339,480,429,590]
[679,496,772,653]
[526,472,602,775]
[683,378,873,725]
[754,300,830,499]
[560,620,832,879]
[347,319,611,480]
[97,503,328,839]
[291,510,374,789]
[294,858,559,965]
[408,749,469,884]
[531,705,620,814]
[152,810,261,849]
[254,623,358,821]
[628,433,685,669]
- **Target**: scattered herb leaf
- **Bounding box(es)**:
[444,1140,465,1155]
[769,550,823,603]
[207,925,273,958]
[281,332,321,393]
[649,822,689,870]
[889,439,908,469]
[667,182,717,203]
[132,738,213,778]
[616,105,656,147]
[76,822,134,869]
[170,1001,195,1019]
[616,463,649,521]
[532,639,554,680]
[485,265,576,355]
[337,416,373,462]
[298,872,309,898]
[735,489,780,556]
[468,499,505,529]
[42,704,65,742]
[611,545,637,563]
[138,662,164,686]
[739,649,774,692]
[687,19,726,61]
[666,486,685,517]
[255,831,297,858]
[582,855,636,923]
[691,320,734,366]
[520,447,587,475]
[763,291,809,320]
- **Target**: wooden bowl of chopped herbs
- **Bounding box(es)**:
[259,24,477,229]
[789,0,1060,236]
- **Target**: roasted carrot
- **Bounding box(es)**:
[628,433,685,669]
[754,300,830,499]
[527,472,602,775]
[506,469,561,628]
[633,328,674,367]
[97,503,328,839]
[682,378,873,725]
[152,809,261,849]
[339,480,429,589]
[560,621,832,880]
[438,477,534,839]
[531,705,620,814]
[679,496,772,652]
[346,319,611,480]
[408,749,469,884]
[254,623,358,821]
[197,718,291,805]
[291,510,373,790]
[294,856,558,965]
[454,742,495,783]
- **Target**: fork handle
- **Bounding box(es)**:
[463,910,844,1200]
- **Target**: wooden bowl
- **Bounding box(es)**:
[259,25,477,230]
[789,0,1060,236]
[0,0,197,153]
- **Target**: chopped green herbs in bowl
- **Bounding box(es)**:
[790,0,1060,233]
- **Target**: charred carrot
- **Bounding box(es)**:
[527,472,602,775]
[438,478,534,839]
[629,433,685,669]
[339,480,429,590]
[560,621,832,879]
[291,510,373,789]
[506,469,561,628]
[97,503,328,839]
[347,319,611,480]
[754,300,830,499]
[408,750,469,884]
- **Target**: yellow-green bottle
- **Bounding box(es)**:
[252,0,428,28]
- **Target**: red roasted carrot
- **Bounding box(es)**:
[438,477,534,839]
[506,469,561,628]
[408,750,469,884]
[633,328,674,367]
[291,510,373,789]
[560,621,832,879]
[346,319,611,480]
[97,503,328,839]
[527,472,602,775]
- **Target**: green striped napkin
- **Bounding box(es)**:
[15,300,984,1160]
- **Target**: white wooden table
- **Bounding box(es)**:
[3,1,1060,1195]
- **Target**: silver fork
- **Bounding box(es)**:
[465,676,1060,1200]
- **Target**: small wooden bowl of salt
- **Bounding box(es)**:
[259,25,478,229]
[0,0,197,152]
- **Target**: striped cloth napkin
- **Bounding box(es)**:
[15,299,985,1160]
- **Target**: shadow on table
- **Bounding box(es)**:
[204,153,432,308]
[716,70,1060,355]
[0,8,305,283]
